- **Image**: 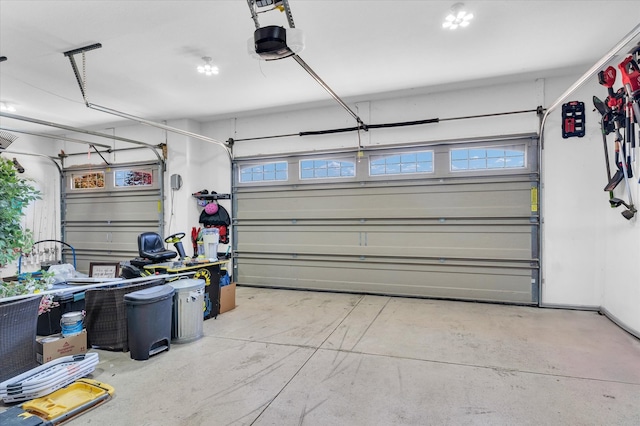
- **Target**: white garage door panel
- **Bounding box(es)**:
[236,257,533,304]
[65,193,160,222]
[237,180,533,220]
[237,224,533,260]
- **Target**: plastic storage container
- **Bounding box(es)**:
[168,279,205,343]
[37,291,85,336]
[202,228,219,260]
[124,285,174,361]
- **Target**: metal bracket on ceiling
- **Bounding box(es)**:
[63,43,102,105]
[60,43,232,160]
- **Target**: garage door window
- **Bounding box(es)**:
[450,146,526,171]
[300,159,355,179]
[240,162,288,182]
[370,151,434,176]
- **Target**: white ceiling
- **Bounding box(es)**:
[1,1,639,136]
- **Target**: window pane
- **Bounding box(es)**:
[469,159,486,169]
[451,159,468,170]
[416,162,433,172]
[450,146,525,172]
[314,168,328,178]
[240,162,288,182]
[505,156,525,168]
[369,151,433,176]
[370,164,385,175]
[487,158,504,169]
[416,152,432,162]
[300,158,355,179]
[469,149,486,159]
[342,166,355,176]
[401,153,416,163]
[386,164,401,174]
[451,150,468,160]
[401,163,417,173]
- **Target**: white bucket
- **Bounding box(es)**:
[60,311,84,337]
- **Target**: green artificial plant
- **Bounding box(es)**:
[0,156,41,269]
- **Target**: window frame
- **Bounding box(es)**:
[238,161,289,183]
[368,150,435,177]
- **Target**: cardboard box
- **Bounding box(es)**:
[36,330,87,364]
[219,282,236,314]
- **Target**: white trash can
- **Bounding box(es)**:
[168,279,205,343]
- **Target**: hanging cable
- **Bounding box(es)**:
[232,108,540,142]
[91,144,110,165]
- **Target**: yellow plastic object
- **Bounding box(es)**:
[22,379,115,421]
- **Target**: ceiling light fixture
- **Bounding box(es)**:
[0,102,16,112]
[197,56,219,76]
[442,3,474,30]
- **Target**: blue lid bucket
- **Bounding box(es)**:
[60,311,84,337]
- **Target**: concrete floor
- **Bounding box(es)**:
[4,286,640,425]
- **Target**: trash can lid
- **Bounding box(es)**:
[124,284,175,304]
[168,278,206,292]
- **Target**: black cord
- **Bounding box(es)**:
[91,145,110,165]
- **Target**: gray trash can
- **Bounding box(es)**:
[124,284,175,361]
[168,279,205,343]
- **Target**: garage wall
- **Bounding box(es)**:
[542,67,640,336]
[1,137,61,277]
[4,65,639,335]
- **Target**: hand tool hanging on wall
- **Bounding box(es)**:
[593,96,615,199]
[597,66,637,219]
[599,66,629,190]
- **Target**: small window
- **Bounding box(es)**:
[370,151,433,176]
[300,159,355,180]
[239,162,288,183]
[114,170,153,187]
[450,146,526,171]
[71,171,105,189]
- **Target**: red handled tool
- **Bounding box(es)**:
[191,226,201,257]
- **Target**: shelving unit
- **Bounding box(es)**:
[191,193,230,201]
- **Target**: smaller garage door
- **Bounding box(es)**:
[62,161,164,274]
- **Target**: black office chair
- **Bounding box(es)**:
[138,232,177,263]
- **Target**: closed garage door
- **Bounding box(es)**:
[62,161,164,274]
[233,135,539,304]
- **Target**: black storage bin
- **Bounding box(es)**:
[124,285,174,361]
[37,291,85,336]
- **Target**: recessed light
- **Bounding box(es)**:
[0,102,16,112]
[442,3,474,30]
[197,56,219,76]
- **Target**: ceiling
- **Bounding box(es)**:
[1,1,639,137]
